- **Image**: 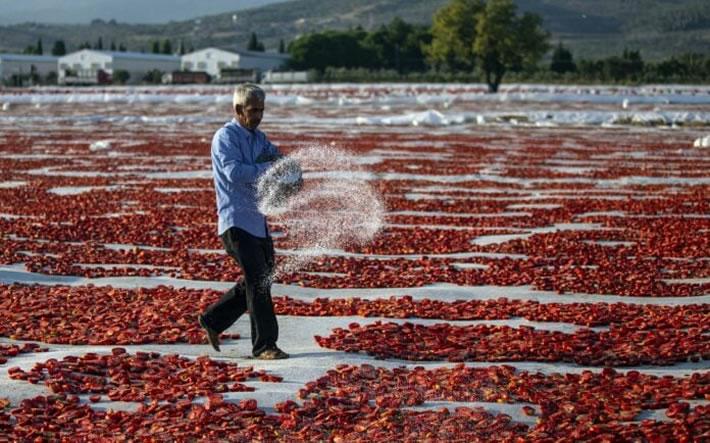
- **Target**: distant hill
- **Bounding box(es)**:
[1,0,708,60]
[0,0,287,25]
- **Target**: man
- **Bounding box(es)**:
[198,83,288,360]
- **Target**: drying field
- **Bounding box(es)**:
[0,84,708,441]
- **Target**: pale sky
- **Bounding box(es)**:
[0,0,289,25]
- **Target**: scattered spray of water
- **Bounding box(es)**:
[257,145,384,276]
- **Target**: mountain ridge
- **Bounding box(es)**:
[1,0,708,60]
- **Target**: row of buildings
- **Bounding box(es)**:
[0,47,294,85]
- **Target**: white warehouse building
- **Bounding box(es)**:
[182,47,289,79]
[58,50,181,84]
[0,54,58,82]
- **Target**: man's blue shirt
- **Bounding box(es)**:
[211,118,280,238]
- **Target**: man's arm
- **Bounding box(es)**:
[213,130,270,183]
[264,137,282,157]
[255,135,283,164]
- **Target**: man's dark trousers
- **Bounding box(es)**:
[201,226,279,356]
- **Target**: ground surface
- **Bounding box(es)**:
[0,84,708,441]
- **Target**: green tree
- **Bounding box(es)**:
[45,71,58,85]
[143,69,163,84]
[473,0,549,92]
[36,38,43,55]
[162,39,172,54]
[577,59,603,79]
[152,41,160,54]
[29,64,39,85]
[95,37,103,50]
[623,49,644,80]
[550,42,575,74]
[113,70,130,84]
[425,0,484,71]
[364,18,431,73]
[278,39,286,53]
[247,32,265,51]
[288,29,375,71]
[110,41,116,51]
[603,49,644,82]
[654,58,686,80]
[248,32,258,50]
[179,39,186,55]
[118,43,127,52]
[678,52,706,74]
[51,40,66,56]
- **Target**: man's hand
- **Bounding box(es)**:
[255,153,284,164]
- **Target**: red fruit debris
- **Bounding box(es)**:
[0,284,238,345]
[8,351,281,402]
[0,343,46,364]
[239,399,258,411]
[316,321,709,366]
[3,284,707,346]
[1,131,708,298]
[5,394,284,441]
[6,359,705,440]
[2,90,709,441]
[273,295,708,330]
[291,364,709,441]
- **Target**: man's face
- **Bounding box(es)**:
[236,97,264,131]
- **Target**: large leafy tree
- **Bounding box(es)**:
[427,0,549,92]
[288,29,375,71]
[287,21,429,73]
[474,0,549,92]
[364,18,431,73]
[425,0,484,72]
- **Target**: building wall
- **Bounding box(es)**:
[58,51,112,83]
[113,57,181,83]
[262,71,311,84]
[0,57,58,81]
[236,54,287,72]
[58,50,180,84]
[182,48,288,78]
[50,49,290,85]
[182,48,240,78]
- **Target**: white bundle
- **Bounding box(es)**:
[90,140,112,151]
[693,135,710,148]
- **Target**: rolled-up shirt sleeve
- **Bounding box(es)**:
[213,129,269,184]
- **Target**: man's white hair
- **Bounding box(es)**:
[233,83,265,109]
